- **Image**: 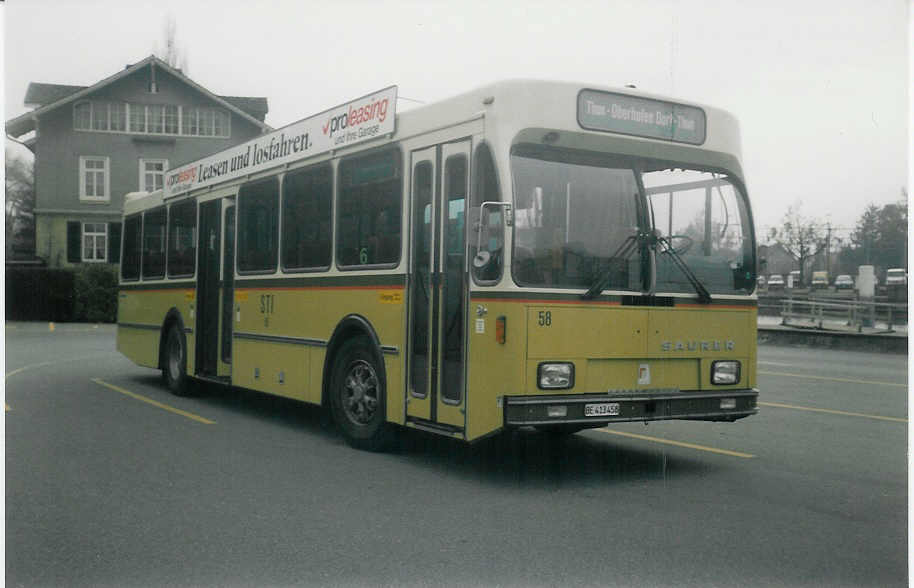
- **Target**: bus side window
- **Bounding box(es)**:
[471,143,503,283]
[141,206,166,279]
[337,150,402,267]
[167,199,197,277]
[281,165,332,271]
[237,177,279,273]
[121,214,142,280]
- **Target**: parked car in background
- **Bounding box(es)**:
[886,268,907,286]
[835,274,854,290]
[811,271,828,289]
[767,274,785,290]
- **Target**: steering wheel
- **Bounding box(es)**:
[668,235,694,255]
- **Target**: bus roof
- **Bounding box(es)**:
[124,79,744,214]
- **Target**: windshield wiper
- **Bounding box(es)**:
[580,233,640,299]
[656,236,712,304]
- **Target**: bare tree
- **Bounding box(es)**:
[767,204,826,285]
[5,154,35,256]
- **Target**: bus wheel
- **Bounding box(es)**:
[162,324,190,396]
[329,337,394,451]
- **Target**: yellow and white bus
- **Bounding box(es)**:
[117,80,759,450]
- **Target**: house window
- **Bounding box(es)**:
[199,109,214,136]
[129,104,146,133]
[75,101,128,132]
[213,110,229,136]
[182,107,198,135]
[110,103,126,131]
[74,102,92,130]
[91,103,109,131]
[181,106,230,137]
[164,105,179,134]
[79,156,109,201]
[139,159,168,192]
[149,105,164,134]
[82,222,108,262]
[76,100,228,137]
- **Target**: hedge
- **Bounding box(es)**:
[6,265,119,323]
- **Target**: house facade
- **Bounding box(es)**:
[5,55,270,267]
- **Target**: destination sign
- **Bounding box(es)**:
[164,86,397,197]
[577,89,706,145]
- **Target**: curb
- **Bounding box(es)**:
[758,326,907,354]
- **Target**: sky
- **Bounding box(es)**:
[2,0,909,241]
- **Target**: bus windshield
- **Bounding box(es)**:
[511,150,643,291]
[511,148,756,295]
[644,168,755,295]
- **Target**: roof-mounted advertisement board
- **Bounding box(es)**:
[163,86,397,197]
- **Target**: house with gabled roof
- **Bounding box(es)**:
[5,55,270,267]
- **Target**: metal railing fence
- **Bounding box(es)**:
[780,297,907,332]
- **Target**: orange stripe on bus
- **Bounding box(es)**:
[675,303,756,310]
[120,288,195,294]
[469,297,621,306]
[233,285,405,292]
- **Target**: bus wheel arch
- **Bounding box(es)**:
[322,315,394,451]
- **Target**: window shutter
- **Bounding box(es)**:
[108,222,122,263]
[67,221,82,263]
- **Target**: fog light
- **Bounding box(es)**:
[538,362,574,389]
[547,405,567,418]
[720,398,736,410]
[711,360,741,385]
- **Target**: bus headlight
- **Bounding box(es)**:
[538,362,574,389]
[711,360,741,385]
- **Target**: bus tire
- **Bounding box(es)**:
[162,324,191,396]
[329,337,394,452]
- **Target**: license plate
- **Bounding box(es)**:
[584,402,620,417]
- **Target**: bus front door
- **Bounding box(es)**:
[407,140,470,431]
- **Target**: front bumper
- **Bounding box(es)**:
[504,389,758,426]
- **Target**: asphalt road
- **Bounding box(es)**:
[5,323,908,587]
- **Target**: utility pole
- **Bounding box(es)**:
[825,222,831,276]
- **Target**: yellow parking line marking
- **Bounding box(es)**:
[596,428,755,459]
[758,370,906,388]
[6,355,110,380]
[91,378,215,425]
[759,401,906,423]
[6,360,59,379]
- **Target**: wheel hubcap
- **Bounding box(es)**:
[342,360,379,426]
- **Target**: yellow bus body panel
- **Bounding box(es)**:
[465,298,757,441]
[232,285,405,423]
[117,287,196,373]
[465,299,527,441]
